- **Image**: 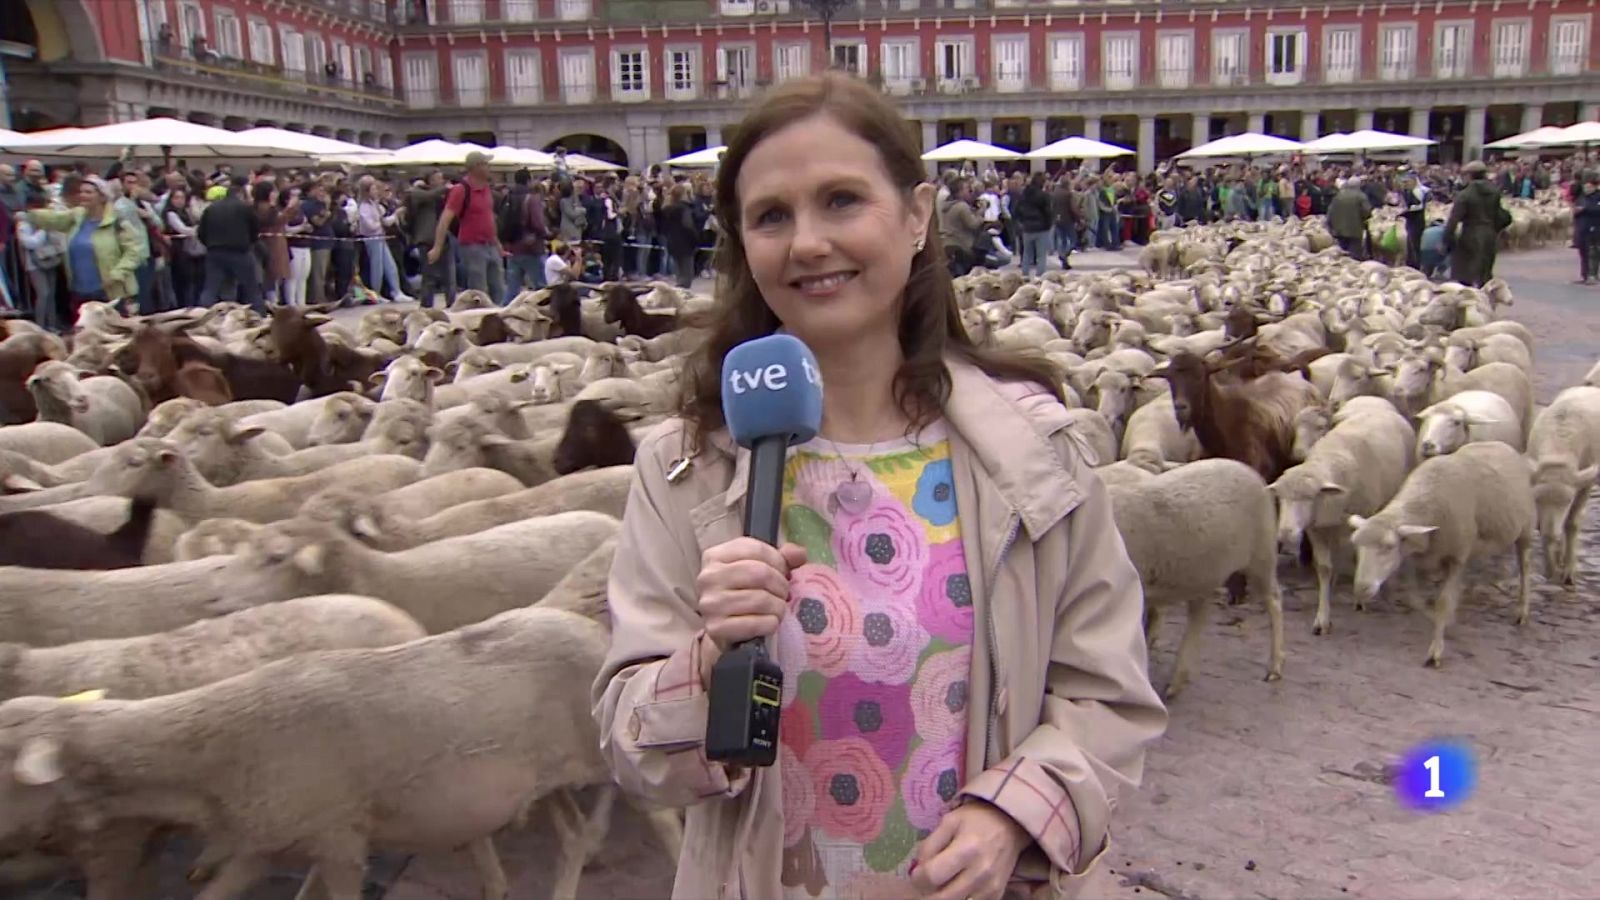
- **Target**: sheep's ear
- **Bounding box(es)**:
[424,367,444,383]
[351,514,383,540]
[1578,465,1600,487]
[450,325,466,336]
[228,425,268,445]
[1414,403,1437,420]
[1319,482,1347,496]
[291,543,326,576]
[2,474,44,493]
[508,367,530,384]
[1461,411,1503,428]
[75,369,97,381]
[479,434,515,447]
[14,736,65,786]
[367,371,388,386]
[1346,514,1368,532]
[156,448,181,466]
[1397,524,1436,549]
[304,314,334,326]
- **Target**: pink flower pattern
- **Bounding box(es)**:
[817,673,916,771]
[788,563,860,678]
[848,597,928,685]
[910,648,972,743]
[832,496,929,601]
[903,735,966,830]
[917,538,975,644]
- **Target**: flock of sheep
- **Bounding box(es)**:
[0,196,1594,898]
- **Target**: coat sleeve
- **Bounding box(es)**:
[959,429,1167,883]
[592,425,754,809]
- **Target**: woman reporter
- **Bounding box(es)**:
[593,72,1165,900]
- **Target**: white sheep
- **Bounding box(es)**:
[1289,396,1396,460]
[174,517,263,561]
[410,320,470,362]
[298,467,525,524]
[371,353,444,404]
[25,362,145,446]
[174,405,430,485]
[1443,331,1534,378]
[572,369,680,417]
[0,554,245,646]
[1415,390,1524,458]
[1347,441,1536,667]
[1108,458,1285,698]
[136,397,286,439]
[1269,404,1415,635]
[1119,393,1202,470]
[0,422,100,464]
[0,605,680,900]
[304,391,381,445]
[237,392,369,449]
[211,512,621,632]
[1062,408,1117,466]
[0,595,425,701]
[1526,386,1600,586]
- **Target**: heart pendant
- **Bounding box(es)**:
[833,479,873,515]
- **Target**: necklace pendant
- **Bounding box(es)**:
[833,479,873,515]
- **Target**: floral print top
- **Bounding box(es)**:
[776,421,974,900]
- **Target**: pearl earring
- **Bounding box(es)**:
[914,238,926,252]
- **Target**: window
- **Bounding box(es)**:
[1325,26,1359,82]
[449,0,483,24]
[717,45,754,98]
[667,47,698,99]
[775,43,810,82]
[1493,20,1528,76]
[1212,30,1246,85]
[1157,32,1191,88]
[1048,34,1082,90]
[502,0,535,22]
[557,0,590,21]
[1435,22,1470,78]
[1378,24,1414,80]
[832,41,864,75]
[305,33,327,75]
[356,46,372,83]
[991,35,1026,91]
[247,18,274,65]
[612,49,648,99]
[453,51,488,105]
[280,26,304,78]
[721,0,753,13]
[559,49,593,103]
[1267,30,1305,83]
[403,52,438,108]
[1551,18,1587,75]
[880,39,920,92]
[336,41,353,81]
[179,3,205,47]
[934,37,974,90]
[379,55,394,88]
[212,8,241,58]
[505,50,541,104]
[1102,33,1136,90]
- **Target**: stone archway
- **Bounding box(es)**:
[543,133,629,169]
[18,0,105,64]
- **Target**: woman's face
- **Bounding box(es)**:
[77,183,103,210]
[170,190,189,208]
[736,112,933,355]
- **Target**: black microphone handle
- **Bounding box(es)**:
[730,434,789,655]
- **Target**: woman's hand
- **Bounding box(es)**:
[694,537,807,685]
[910,800,1033,900]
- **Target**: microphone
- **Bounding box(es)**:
[704,333,823,766]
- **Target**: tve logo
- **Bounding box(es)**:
[726,357,821,395]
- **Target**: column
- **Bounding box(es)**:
[1407,107,1430,165]
[1465,105,1487,160]
[1083,117,1102,172]
[1355,108,1375,131]
[1584,102,1600,123]
[923,120,938,177]
[705,125,723,148]
[976,119,993,145]
[1192,114,1209,150]
[1030,118,1048,172]
[1300,110,1319,142]
[1521,103,1543,133]
[1137,115,1156,174]
[1247,111,1266,134]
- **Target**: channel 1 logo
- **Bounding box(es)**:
[1394,739,1477,813]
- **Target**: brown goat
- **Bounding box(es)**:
[107,314,217,404]
[1153,351,1322,485]
[0,333,62,424]
[173,359,234,405]
[601,285,677,339]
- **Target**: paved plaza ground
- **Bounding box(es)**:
[15,246,1597,900]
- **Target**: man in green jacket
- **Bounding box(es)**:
[1325,177,1373,258]
[1444,160,1511,288]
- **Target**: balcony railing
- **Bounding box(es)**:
[147,40,401,105]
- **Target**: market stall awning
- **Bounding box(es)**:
[1176,132,1306,160]
[0,118,330,159]
[1302,130,1435,154]
[663,145,727,168]
[921,139,1023,162]
[235,127,384,157]
[1483,126,1570,150]
[1025,136,1134,160]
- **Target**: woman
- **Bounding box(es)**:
[16,194,67,331]
[163,186,205,308]
[593,72,1165,900]
[658,182,700,290]
[282,185,314,305]
[252,181,290,304]
[355,177,409,303]
[21,176,147,316]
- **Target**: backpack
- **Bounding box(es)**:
[447,183,470,237]
[497,187,529,246]
[1295,192,1312,217]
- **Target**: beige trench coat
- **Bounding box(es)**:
[593,356,1168,900]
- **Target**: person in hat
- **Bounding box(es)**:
[16,175,148,316]
[1443,160,1511,288]
[430,148,505,303]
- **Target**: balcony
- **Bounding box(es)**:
[1156,65,1190,89]
[146,39,401,107]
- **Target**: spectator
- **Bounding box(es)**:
[163,186,205,308]
[432,150,504,302]
[404,170,451,308]
[1015,172,1055,277]
[1326,175,1373,259]
[196,176,262,311]
[503,169,549,298]
[1574,173,1600,286]
[1444,160,1511,288]
[15,193,66,330]
[20,175,148,315]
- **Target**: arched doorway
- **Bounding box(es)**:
[543,134,628,169]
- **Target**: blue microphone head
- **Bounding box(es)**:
[721,334,824,449]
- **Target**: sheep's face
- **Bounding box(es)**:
[528,363,571,405]
[224,522,351,610]
[582,345,627,381]
[414,323,466,361]
[168,413,259,485]
[502,309,551,342]
[73,301,122,333]
[1289,408,1332,462]
[84,439,182,497]
[1442,343,1475,372]
[1091,370,1135,427]
[137,399,205,439]
[307,395,375,446]
[24,363,89,415]
[1269,474,1348,554]
[421,421,488,478]
[1070,312,1110,352]
[297,490,391,546]
[554,400,636,476]
[370,415,429,459]
[375,357,441,404]
[175,519,260,561]
[1327,363,1380,411]
[1414,408,1473,459]
[1347,515,1434,602]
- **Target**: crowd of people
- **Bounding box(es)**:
[0,144,1597,331]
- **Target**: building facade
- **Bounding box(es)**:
[4,0,1599,172]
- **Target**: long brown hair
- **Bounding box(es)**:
[679,72,1058,453]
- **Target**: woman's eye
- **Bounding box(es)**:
[828,191,859,209]
[755,207,788,226]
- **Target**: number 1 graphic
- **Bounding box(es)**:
[1423,755,1445,798]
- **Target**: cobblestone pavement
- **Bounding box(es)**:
[15,246,1596,900]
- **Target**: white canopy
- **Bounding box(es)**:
[1483,126,1570,150]
[1534,122,1600,146]
[1177,132,1305,160]
[1302,130,1436,154]
[490,145,557,168]
[563,152,625,172]
[357,139,517,168]
[664,145,727,168]
[235,128,382,157]
[921,139,1023,162]
[1025,136,1134,160]
[0,118,323,159]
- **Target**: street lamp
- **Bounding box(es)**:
[795,0,855,66]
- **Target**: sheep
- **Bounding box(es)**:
[1418,360,1535,439]
[299,467,525,523]
[1153,350,1322,483]
[173,404,430,486]
[0,421,100,464]
[304,391,380,445]
[0,606,660,900]
[84,438,422,525]
[411,320,471,364]
[309,465,633,552]
[472,334,601,368]
[617,328,701,363]
[25,361,146,445]
[371,353,444,404]
[1525,386,1600,586]
[1268,404,1416,636]
[0,595,425,702]
[534,538,616,628]
[1119,393,1203,472]
[1108,459,1285,698]
[573,368,680,417]
[137,397,286,439]
[1290,396,1397,460]
[1443,331,1534,378]
[1347,441,1536,667]
[552,399,640,475]
[236,392,368,450]
[423,414,559,485]
[0,497,158,570]
[601,283,676,338]
[211,512,620,633]
[174,517,263,561]
[1414,390,1524,458]
[0,554,245,646]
